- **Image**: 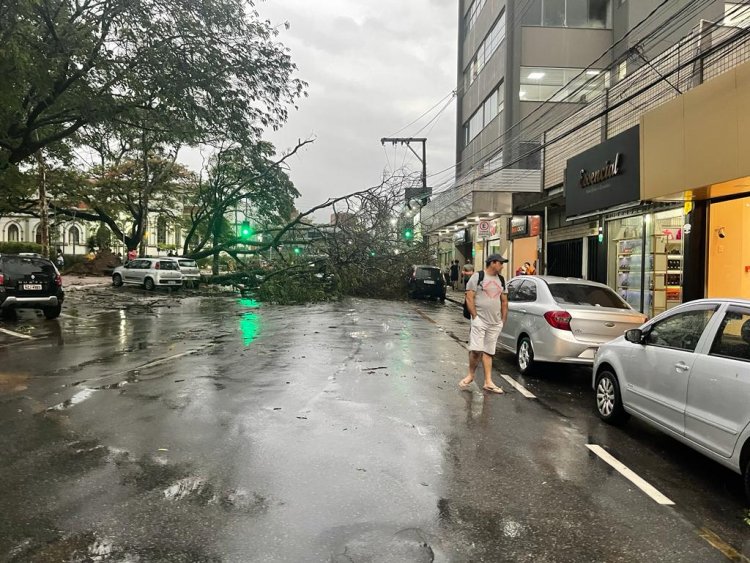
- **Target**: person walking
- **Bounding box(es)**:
[459,254,509,394]
[450,260,460,290]
[55,249,64,269]
[461,262,474,291]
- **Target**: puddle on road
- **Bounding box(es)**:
[47,388,97,411]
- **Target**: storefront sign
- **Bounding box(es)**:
[565,126,640,218]
[508,216,528,239]
[528,215,541,237]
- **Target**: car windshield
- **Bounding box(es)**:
[3,257,56,276]
[416,268,440,281]
[159,261,179,270]
[178,259,197,268]
[549,283,629,309]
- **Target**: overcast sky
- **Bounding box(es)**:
[254,0,458,218]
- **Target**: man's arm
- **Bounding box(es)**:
[500,293,508,325]
[466,290,477,319]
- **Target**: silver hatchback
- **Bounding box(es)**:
[498,276,647,374]
[112,258,183,290]
[593,299,750,500]
[164,257,201,287]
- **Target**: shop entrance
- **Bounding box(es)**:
[547,239,583,278]
[708,196,750,299]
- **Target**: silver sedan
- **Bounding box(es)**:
[593,299,750,500]
[498,276,647,375]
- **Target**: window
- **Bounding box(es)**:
[464,12,506,89]
[507,279,523,301]
[516,281,538,302]
[464,84,504,145]
[159,260,179,271]
[549,283,628,309]
[464,0,488,33]
[710,308,750,362]
[69,226,80,246]
[523,0,612,28]
[7,224,20,242]
[645,308,717,352]
[520,66,606,103]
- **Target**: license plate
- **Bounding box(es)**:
[23,283,42,291]
[423,280,435,285]
[168,281,178,284]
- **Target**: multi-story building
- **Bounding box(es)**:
[422,0,726,278]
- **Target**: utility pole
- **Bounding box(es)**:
[380,137,431,203]
[35,150,50,257]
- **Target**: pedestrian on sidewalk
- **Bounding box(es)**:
[55,249,64,269]
[450,260,460,290]
[459,254,509,394]
[461,262,474,291]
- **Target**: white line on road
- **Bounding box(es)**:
[499,373,536,399]
[586,444,675,505]
[0,327,34,340]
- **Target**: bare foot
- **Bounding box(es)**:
[459,377,473,390]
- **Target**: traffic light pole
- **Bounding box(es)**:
[380,137,427,194]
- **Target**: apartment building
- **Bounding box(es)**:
[422,0,724,277]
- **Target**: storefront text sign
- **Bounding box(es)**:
[564,126,640,218]
[580,154,621,188]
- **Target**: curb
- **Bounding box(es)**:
[65,283,110,291]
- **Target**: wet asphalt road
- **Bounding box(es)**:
[0,287,748,562]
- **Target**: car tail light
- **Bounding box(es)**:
[544,310,572,331]
[155,262,160,270]
[0,274,4,285]
[54,274,62,287]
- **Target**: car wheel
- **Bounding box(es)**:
[744,455,750,502]
[112,274,123,287]
[595,370,628,424]
[43,304,62,320]
[517,336,535,375]
[144,277,155,291]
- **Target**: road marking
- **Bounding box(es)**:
[0,327,34,340]
[698,528,750,562]
[499,373,536,399]
[586,444,674,505]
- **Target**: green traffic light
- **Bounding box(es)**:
[294,247,301,255]
[403,228,414,240]
[240,221,253,239]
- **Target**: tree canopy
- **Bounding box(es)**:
[0,0,306,168]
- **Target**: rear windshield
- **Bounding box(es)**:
[549,283,629,309]
[159,261,179,270]
[2,257,56,276]
[178,259,197,268]
[416,268,440,280]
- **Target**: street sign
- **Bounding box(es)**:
[477,220,491,239]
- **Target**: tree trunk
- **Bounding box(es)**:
[212,214,221,275]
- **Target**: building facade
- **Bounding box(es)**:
[423,0,733,292]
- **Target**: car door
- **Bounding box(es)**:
[685,305,750,458]
[131,260,148,284]
[122,260,139,284]
[499,279,524,349]
[624,305,717,436]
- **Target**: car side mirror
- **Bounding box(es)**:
[625,328,644,344]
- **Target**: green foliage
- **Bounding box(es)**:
[0,0,306,166]
[255,271,334,305]
[0,242,43,255]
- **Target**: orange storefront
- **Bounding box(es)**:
[641,59,750,300]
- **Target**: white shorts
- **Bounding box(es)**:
[469,317,502,355]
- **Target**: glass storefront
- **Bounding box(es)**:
[607,208,685,317]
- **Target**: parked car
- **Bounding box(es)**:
[0,253,64,319]
[112,258,183,290]
[164,257,201,287]
[498,276,647,374]
[407,265,447,301]
[593,299,750,499]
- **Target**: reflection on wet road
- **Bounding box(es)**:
[0,289,747,562]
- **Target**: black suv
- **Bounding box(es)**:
[0,254,64,319]
[407,265,447,302]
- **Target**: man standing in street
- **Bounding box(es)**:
[450,260,460,290]
[459,254,509,394]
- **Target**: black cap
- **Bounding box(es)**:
[485,253,508,265]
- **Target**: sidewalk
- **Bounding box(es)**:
[62,275,110,290]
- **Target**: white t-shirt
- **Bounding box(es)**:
[466,271,506,325]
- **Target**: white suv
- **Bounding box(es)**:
[112,258,183,290]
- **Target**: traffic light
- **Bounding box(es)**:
[597,226,604,243]
[240,221,253,240]
[402,228,414,241]
[293,247,301,255]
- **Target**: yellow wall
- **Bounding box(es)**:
[707,196,750,299]
[641,60,750,200]
[512,236,539,276]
